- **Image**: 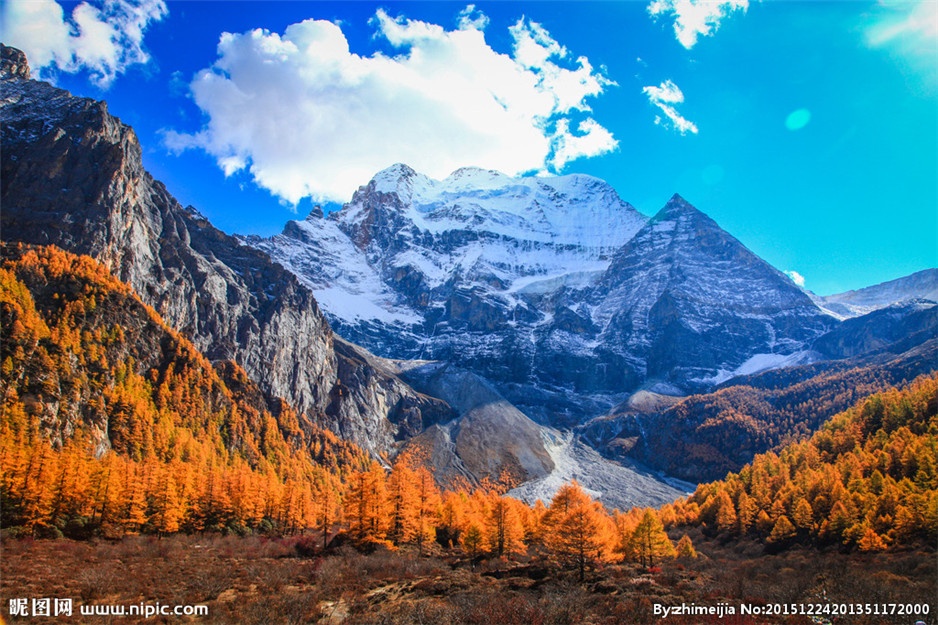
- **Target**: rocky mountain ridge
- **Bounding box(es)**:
[0,45,449,459]
[817,268,938,319]
[250,167,875,427]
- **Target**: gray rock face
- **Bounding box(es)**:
[399,363,555,485]
[0,55,441,456]
[590,194,835,392]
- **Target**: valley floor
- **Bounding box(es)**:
[1,532,934,625]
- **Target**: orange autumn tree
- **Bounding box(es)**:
[386,455,419,546]
[0,245,368,538]
[411,466,442,554]
[345,461,390,546]
[629,509,676,568]
[483,492,526,557]
[541,481,616,581]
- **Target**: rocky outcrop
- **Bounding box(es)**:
[324,339,456,452]
[399,363,555,484]
[0,47,441,456]
[1,44,29,80]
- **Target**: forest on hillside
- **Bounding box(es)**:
[1,245,936,624]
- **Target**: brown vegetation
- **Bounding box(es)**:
[1,532,933,625]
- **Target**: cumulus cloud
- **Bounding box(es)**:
[0,0,167,88]
[642,80,698,135]
[164,7,618,205]
[784,270,806,288]
[647,0,748,49]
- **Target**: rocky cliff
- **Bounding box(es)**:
[0,45,445,457]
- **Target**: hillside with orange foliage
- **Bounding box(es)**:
[663,373,938,551]
[0,244,665,581]
[617,343,938,483]
[1,244,368,538]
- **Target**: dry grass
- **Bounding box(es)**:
[1,532,934,624]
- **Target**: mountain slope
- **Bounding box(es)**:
[593,337,938,482]
[818,268,938,318]
[812,299,937,360]
[0,244,367,534]
[673,373,938,549]
[590,194,833,391]
[0,47,444,457]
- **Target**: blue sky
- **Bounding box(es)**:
[2,0,936,295]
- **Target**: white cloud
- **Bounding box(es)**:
[647,0,748,49]
[164,8,618,205]
[866,0,937,47]
[865,0,937,78]
[643,80,698,135]
[457,5,490,31]
[784,270,806,288]
[551,118,618,169]
[0,0,167,88]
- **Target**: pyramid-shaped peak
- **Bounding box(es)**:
[656,193,706,219]
[645,194,727,236]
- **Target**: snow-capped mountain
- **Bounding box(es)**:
[247,164,646,357]
[816,268,938,319]
[248,167,836,426]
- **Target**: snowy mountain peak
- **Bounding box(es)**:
[369,162,429,198]
[374,162,417,182]
[343,163,647,249]
[443,166,513,189]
